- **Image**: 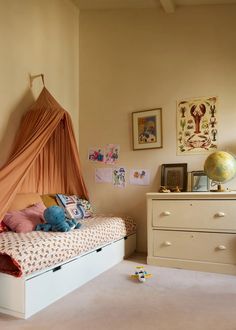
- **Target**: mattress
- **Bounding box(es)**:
[0,216,136,278]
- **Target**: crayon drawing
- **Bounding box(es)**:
[104,144,120,164]
[88,147,104,162]
[112,167,126,188]
[129,169,150,186]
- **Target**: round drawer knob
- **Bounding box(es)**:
[163,211,171,216]
[215,212,225,217]
[217,245,227,250]
[164,241,172,246]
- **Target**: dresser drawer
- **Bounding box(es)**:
[152,200,236,231]
[153,230,236,264]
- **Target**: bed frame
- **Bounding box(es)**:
[0,233,136,319]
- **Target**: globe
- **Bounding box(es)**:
[204,151,236,191]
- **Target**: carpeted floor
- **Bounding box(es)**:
[1,255,236,330]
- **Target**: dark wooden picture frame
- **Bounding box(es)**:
[161,163,188,192]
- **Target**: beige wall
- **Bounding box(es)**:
[79,5,236,252]
[0,0,79,167]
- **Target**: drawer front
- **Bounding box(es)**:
[152,200,236,231]
[153,230,236,264]
[25,238,128,318]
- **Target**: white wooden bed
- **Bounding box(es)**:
[0,193,136,319]
[0,233,136,319]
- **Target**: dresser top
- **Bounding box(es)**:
[146,191,236,200]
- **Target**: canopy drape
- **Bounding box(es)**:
[0,87,88,221]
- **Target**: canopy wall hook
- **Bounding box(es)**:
[29,73,45,88]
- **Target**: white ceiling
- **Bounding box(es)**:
[75,0,236,10]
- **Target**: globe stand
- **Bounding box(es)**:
[210,183,225,192]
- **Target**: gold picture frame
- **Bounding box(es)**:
[132,108,163,150]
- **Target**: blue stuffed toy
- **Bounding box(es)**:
[36,206,81,232]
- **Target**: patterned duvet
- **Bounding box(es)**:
[0,216,136,278]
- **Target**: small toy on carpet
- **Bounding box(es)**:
[130,266,152,283]
[36,205,81,232]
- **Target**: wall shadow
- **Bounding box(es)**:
[0,89,35,168]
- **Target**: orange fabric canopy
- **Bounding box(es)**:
[0,87,88,221]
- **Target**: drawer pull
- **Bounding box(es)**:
[215,212,225,217]
[164,241,172,246]
[163,211,171,216]
[53,266,62,272]
[217,245,227,250]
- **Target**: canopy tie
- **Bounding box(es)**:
[29,73,45,88]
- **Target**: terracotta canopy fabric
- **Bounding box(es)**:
[0,88,88,221]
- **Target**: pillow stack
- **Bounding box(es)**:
[55,194,93,220]
[0,193,93,234]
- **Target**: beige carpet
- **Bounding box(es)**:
[1,255,236,330]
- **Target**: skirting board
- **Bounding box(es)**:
[147,256,236,275]
[0,233,136,319]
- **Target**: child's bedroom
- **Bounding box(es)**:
[0,0,236,329]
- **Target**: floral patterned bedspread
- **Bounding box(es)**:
[0,216,136,277]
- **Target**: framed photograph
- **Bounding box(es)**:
[132,108,163,150]
[191,171,210,192]
[161,163,188,192]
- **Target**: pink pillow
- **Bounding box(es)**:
[3,203,46,233]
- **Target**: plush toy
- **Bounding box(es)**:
[36,206,81,232]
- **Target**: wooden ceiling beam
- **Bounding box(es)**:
[159,0,175,13]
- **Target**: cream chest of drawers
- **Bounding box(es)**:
[147,192,236,275]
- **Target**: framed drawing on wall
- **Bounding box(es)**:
[132,108,163,150]
[161,163,188,192]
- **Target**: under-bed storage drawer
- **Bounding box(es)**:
[152,200,236,231]
[25,249,96,317]
[0,233,136,319]
[153,230,236,264]
[25,241,117,317]
[23,234,135,318]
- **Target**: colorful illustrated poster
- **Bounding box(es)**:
[95,168,112,183]
[88,147,104,162]
[112,167,126,188]
[132,108,162,150]
[138,116,157,144]
[129,169,150,186]
[177,96,218,155]
[104,144,120,164]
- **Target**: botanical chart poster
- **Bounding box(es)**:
[104,144,120,164]
[177,96,218,155]
[95,168,112,183]
[112,167,126,188]
[129,169,150,186]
